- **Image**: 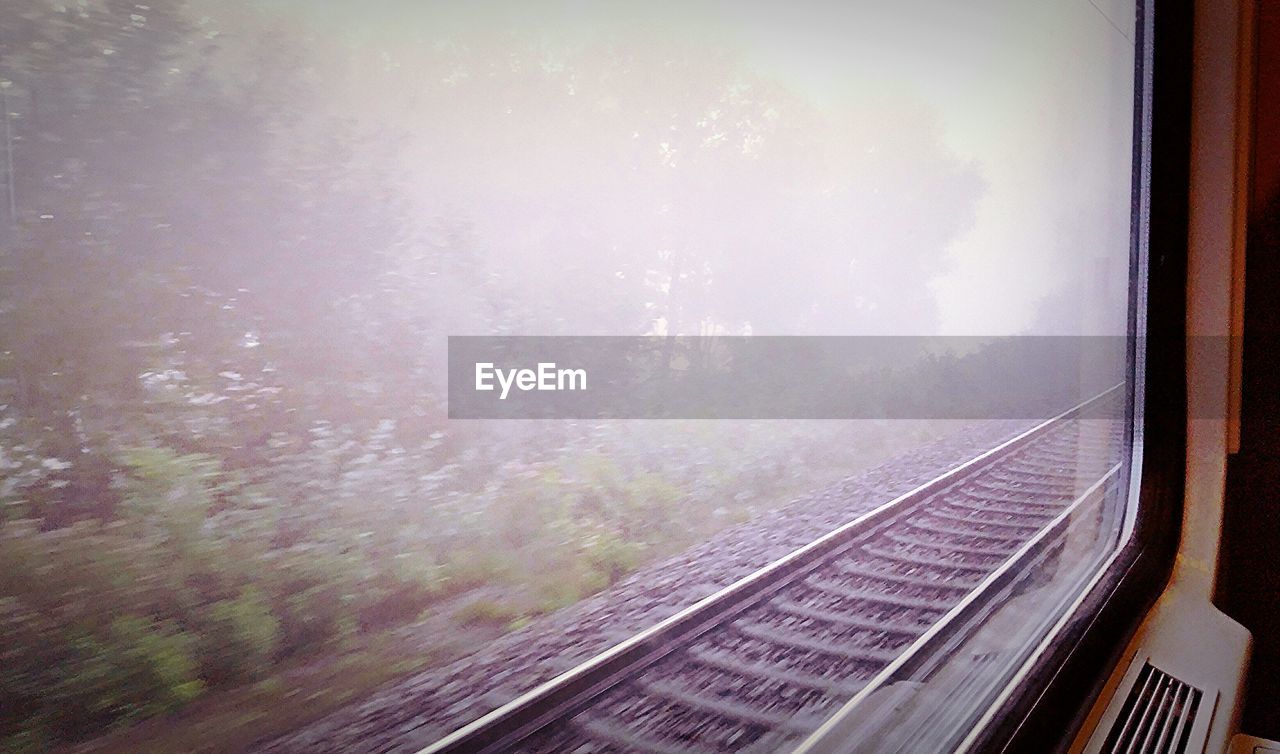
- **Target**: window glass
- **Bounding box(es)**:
[0,1,1138,751]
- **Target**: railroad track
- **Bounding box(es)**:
[420,388,1128,754]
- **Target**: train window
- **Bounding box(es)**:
[0,1,1155,752]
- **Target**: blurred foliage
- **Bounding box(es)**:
[1,416,936,749]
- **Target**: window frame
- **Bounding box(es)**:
[966,1,1194,750]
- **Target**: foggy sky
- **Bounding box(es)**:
[243,0,1138,336]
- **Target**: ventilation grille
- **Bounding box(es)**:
[1101,662,1204,754]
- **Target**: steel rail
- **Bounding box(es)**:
[792,461,1122,753]
[418,384,1123,754]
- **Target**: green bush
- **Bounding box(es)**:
[453,599,522,627]
[583,532,645,585]
[197,588,280,685]
[275,583,354,659]
[45,616,203,740]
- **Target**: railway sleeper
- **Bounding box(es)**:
[768,597,932,637]
[973,476,1080,499]
[949,487,1064,507]
[592,692,774,747]
[964,476,1076,498]
[686,645,868,697]
[902,516,1030,543]
[828,560,981,592]
[566,708,742,754]
[943,492,1063,516]
[641,666,834,720]
[734,620,904,666]
[859,543,993,574]
[883,530,1018,557]
[633,677,797,729]
[926,506,1045,532]
[802,574,960,612]
[839,555,993,586]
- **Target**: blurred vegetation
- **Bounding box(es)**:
[1,417,944,750]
